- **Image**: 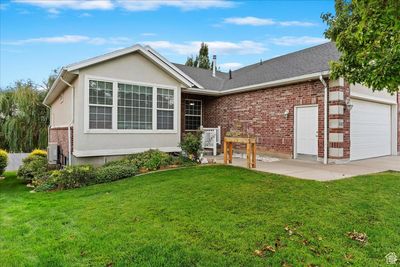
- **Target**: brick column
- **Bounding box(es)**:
[328,80,350,162]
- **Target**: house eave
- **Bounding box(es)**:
[182,71,330,96]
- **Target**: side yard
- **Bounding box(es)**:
[1,166,399,266]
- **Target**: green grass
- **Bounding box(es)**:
[1,166,399,266]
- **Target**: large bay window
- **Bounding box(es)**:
[118,83,153,130]
[185,99,202,130]
[86,77,176,132]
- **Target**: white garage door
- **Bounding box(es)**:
[350,99,391,160]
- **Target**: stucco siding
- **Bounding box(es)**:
[50,83,74,127]
[73,51,182,157]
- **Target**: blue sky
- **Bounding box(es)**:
[0,0,334,88]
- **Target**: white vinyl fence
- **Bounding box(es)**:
[201,126,221,156]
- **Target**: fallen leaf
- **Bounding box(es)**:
[347,230,368,244]
[254,249,264,257]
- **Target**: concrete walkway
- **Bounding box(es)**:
[213,155,400,181]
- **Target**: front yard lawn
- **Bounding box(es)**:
[1,166,399,266]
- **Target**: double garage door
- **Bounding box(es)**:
[350,99,392,160]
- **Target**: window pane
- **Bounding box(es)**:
[157,88,174,109]
[185,99,201,116]
[89,80,113,106]
[118,83,153,129]
[185,115,201,130]
[89,106,112,129]
[157,110,174,130]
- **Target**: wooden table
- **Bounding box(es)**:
[224,137,256,168]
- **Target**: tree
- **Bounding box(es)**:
[322,0,400,93]
[185,56,195,67]
[41,68,59,91]
[185,42,212,70]
[0,80,49,152]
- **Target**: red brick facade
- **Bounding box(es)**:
[183,80,327,158]
[49,127,73,164]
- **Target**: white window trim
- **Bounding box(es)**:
[184,99,202,131]
[84,74,178,134]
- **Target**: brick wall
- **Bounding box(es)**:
[185,80,326,158]
[49,127,73,164]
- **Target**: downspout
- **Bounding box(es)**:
[319,74,328,165]
[60,76,75,166]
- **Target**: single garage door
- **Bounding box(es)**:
[350,99,391,160]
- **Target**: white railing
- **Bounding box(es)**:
[201,126,221,156]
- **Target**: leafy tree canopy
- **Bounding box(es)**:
[185,42,212,70]
[322,0,400,93]
[0,80,49,152]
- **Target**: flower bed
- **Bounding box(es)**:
[18,149,197,192]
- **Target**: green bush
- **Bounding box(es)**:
[127,150,173,171]
[29,149,47,158]
[179,132,202,160]
[17,155,48,183]
[50,165,96,190]
[0,149,8,176]
[96,165,137,184]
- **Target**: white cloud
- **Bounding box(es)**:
[13,0,114,13]
[224,17,275,26]
[117,0,235,11]
[47,8,60,14]
[270,36,327,46]
[144,40,266,55]
[219,62,243,71]
[2,35,132,45]
[13,0,235,12]
[223,16,316,27]
[0,3,9,10]
[79,12,92,17]
[141,32,156,37]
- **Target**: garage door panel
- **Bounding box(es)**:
[350,99,391,160]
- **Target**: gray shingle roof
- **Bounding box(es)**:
[173,42,340,91]
[172,63,228,90]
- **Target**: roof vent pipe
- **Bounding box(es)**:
[260,59,263,65]
[229,69,232,79]
[212,55,216,77]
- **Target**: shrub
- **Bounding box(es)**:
[32,171,57,192]
[29,149,47,158]
[127,150,173,171]
[96,165,137,184]
[0,149,8,176]
[17,155,48,183]
[50,165,96,190]
[179,132,202,160]
[171,154,197,167]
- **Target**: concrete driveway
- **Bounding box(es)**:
[214,155,400,181]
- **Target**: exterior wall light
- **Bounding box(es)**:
[345,98,353,111]
[284,109,290,119]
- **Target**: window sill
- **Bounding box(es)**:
[84,129,178,134]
